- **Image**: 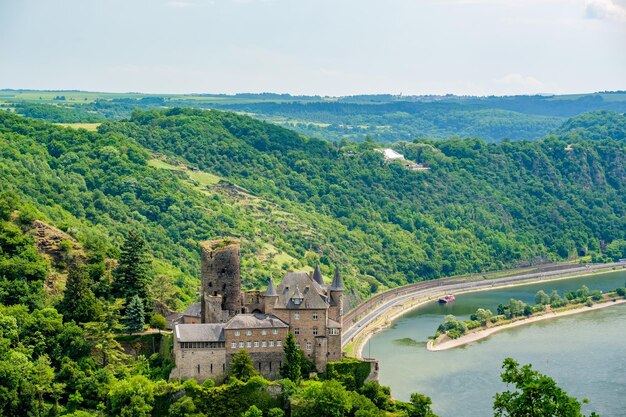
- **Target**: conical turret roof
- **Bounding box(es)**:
[330,267,343,291]
[312,263,324,286]
[264,277,278,297]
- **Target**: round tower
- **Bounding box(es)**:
[200,238,241,322]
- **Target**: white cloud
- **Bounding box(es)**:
[493,73,555,94]
[585,0,626,21]
[167,1,195,8]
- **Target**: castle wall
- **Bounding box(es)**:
[226,351,285,379]
[170,343,226,382]
[200,239,241,322]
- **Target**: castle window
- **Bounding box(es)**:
[239,341,244,348]
[329,328,339,335]
[269,340,274,347]
[254,341,259,347]
[235,330,241,336]
[306,341,312,351]
[246,330,253,336]
[247,341,251,348]
[262,341,267,347]
[294,328,300,335]
[312,312,318,320]
[231,342,236,349]
[272,329,278,335]
[294,312,300,320]
[261,329,267,335]
[197,365,200,374]
[313,327,318,336]
[295,343,300,349]
[277,340,282,347]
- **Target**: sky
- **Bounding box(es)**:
[0,0,625,96]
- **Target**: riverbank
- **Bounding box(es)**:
[347,263,626,358]
[427,297,626,351]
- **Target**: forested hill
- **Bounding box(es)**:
[4,90,626,143]
[1,109,626,307]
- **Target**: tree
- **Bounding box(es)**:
[83,299,127,366]
[409,393,439,417]
[535,290,550,305]
[242,405,263,417]
[291,380,351,417]
[149,313,167,331]
[230,349,258,382]
[494,358,600,417]
[124,295,145,335]
[112,229,151,301]
[58,260,100,323]
[281,332,301,383]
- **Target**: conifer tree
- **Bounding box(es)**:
[281,332,301,383]
[230,349,258,381]
[112,229,151,301]
[58,260,100,323]
[124,295,145,335]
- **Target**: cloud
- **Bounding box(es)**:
[167,1,195,8]
[585,0,626,21]
[493,73,555,94]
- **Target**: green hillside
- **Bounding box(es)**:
[2,109,626,310]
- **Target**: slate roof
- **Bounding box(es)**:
[330,267,344,291]
[275,272,329,309]
[264,277,277,297]
[183,302,201,317]
[312,264,324,286]
[175,323,225,342]
[224,313,288,330]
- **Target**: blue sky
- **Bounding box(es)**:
[1,0,625,96]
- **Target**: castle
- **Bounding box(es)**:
[170,239,344,381]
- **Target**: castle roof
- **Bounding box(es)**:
[312,264,324,286]
[224,313,288,330]
[264,277,278,297]
[175,323,225,342]
[330,267,344,291]
[276,272,328,309]
[182,302,201,317]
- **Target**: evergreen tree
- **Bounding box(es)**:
[281,332,301,383]
[58,260,100,323]
[124,295,145,335]
[112,229,151,301]
[230,349,258,381]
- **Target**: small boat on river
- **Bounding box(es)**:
[438,294,456,304]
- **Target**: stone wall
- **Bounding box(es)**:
[200,239,241,322]
[170,345,227,382]
[226,351,285,379]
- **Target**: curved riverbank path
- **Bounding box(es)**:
[341,262,626,353]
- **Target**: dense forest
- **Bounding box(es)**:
[2,109,626,306]
[3,90,626,143]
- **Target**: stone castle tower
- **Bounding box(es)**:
[200,239,242,323]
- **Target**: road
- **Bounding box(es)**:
[341,262,626,349]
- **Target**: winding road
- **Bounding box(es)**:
[341,262,626,349]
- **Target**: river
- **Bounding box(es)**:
[364,270,626,417]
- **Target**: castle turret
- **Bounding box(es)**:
[329,267,344,325]
[312,263,324,286]
[200,239,241,323]
[263,277,278,314]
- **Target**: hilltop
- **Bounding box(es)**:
[3,89,626,143]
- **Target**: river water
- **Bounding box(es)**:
[364,270,626,417]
